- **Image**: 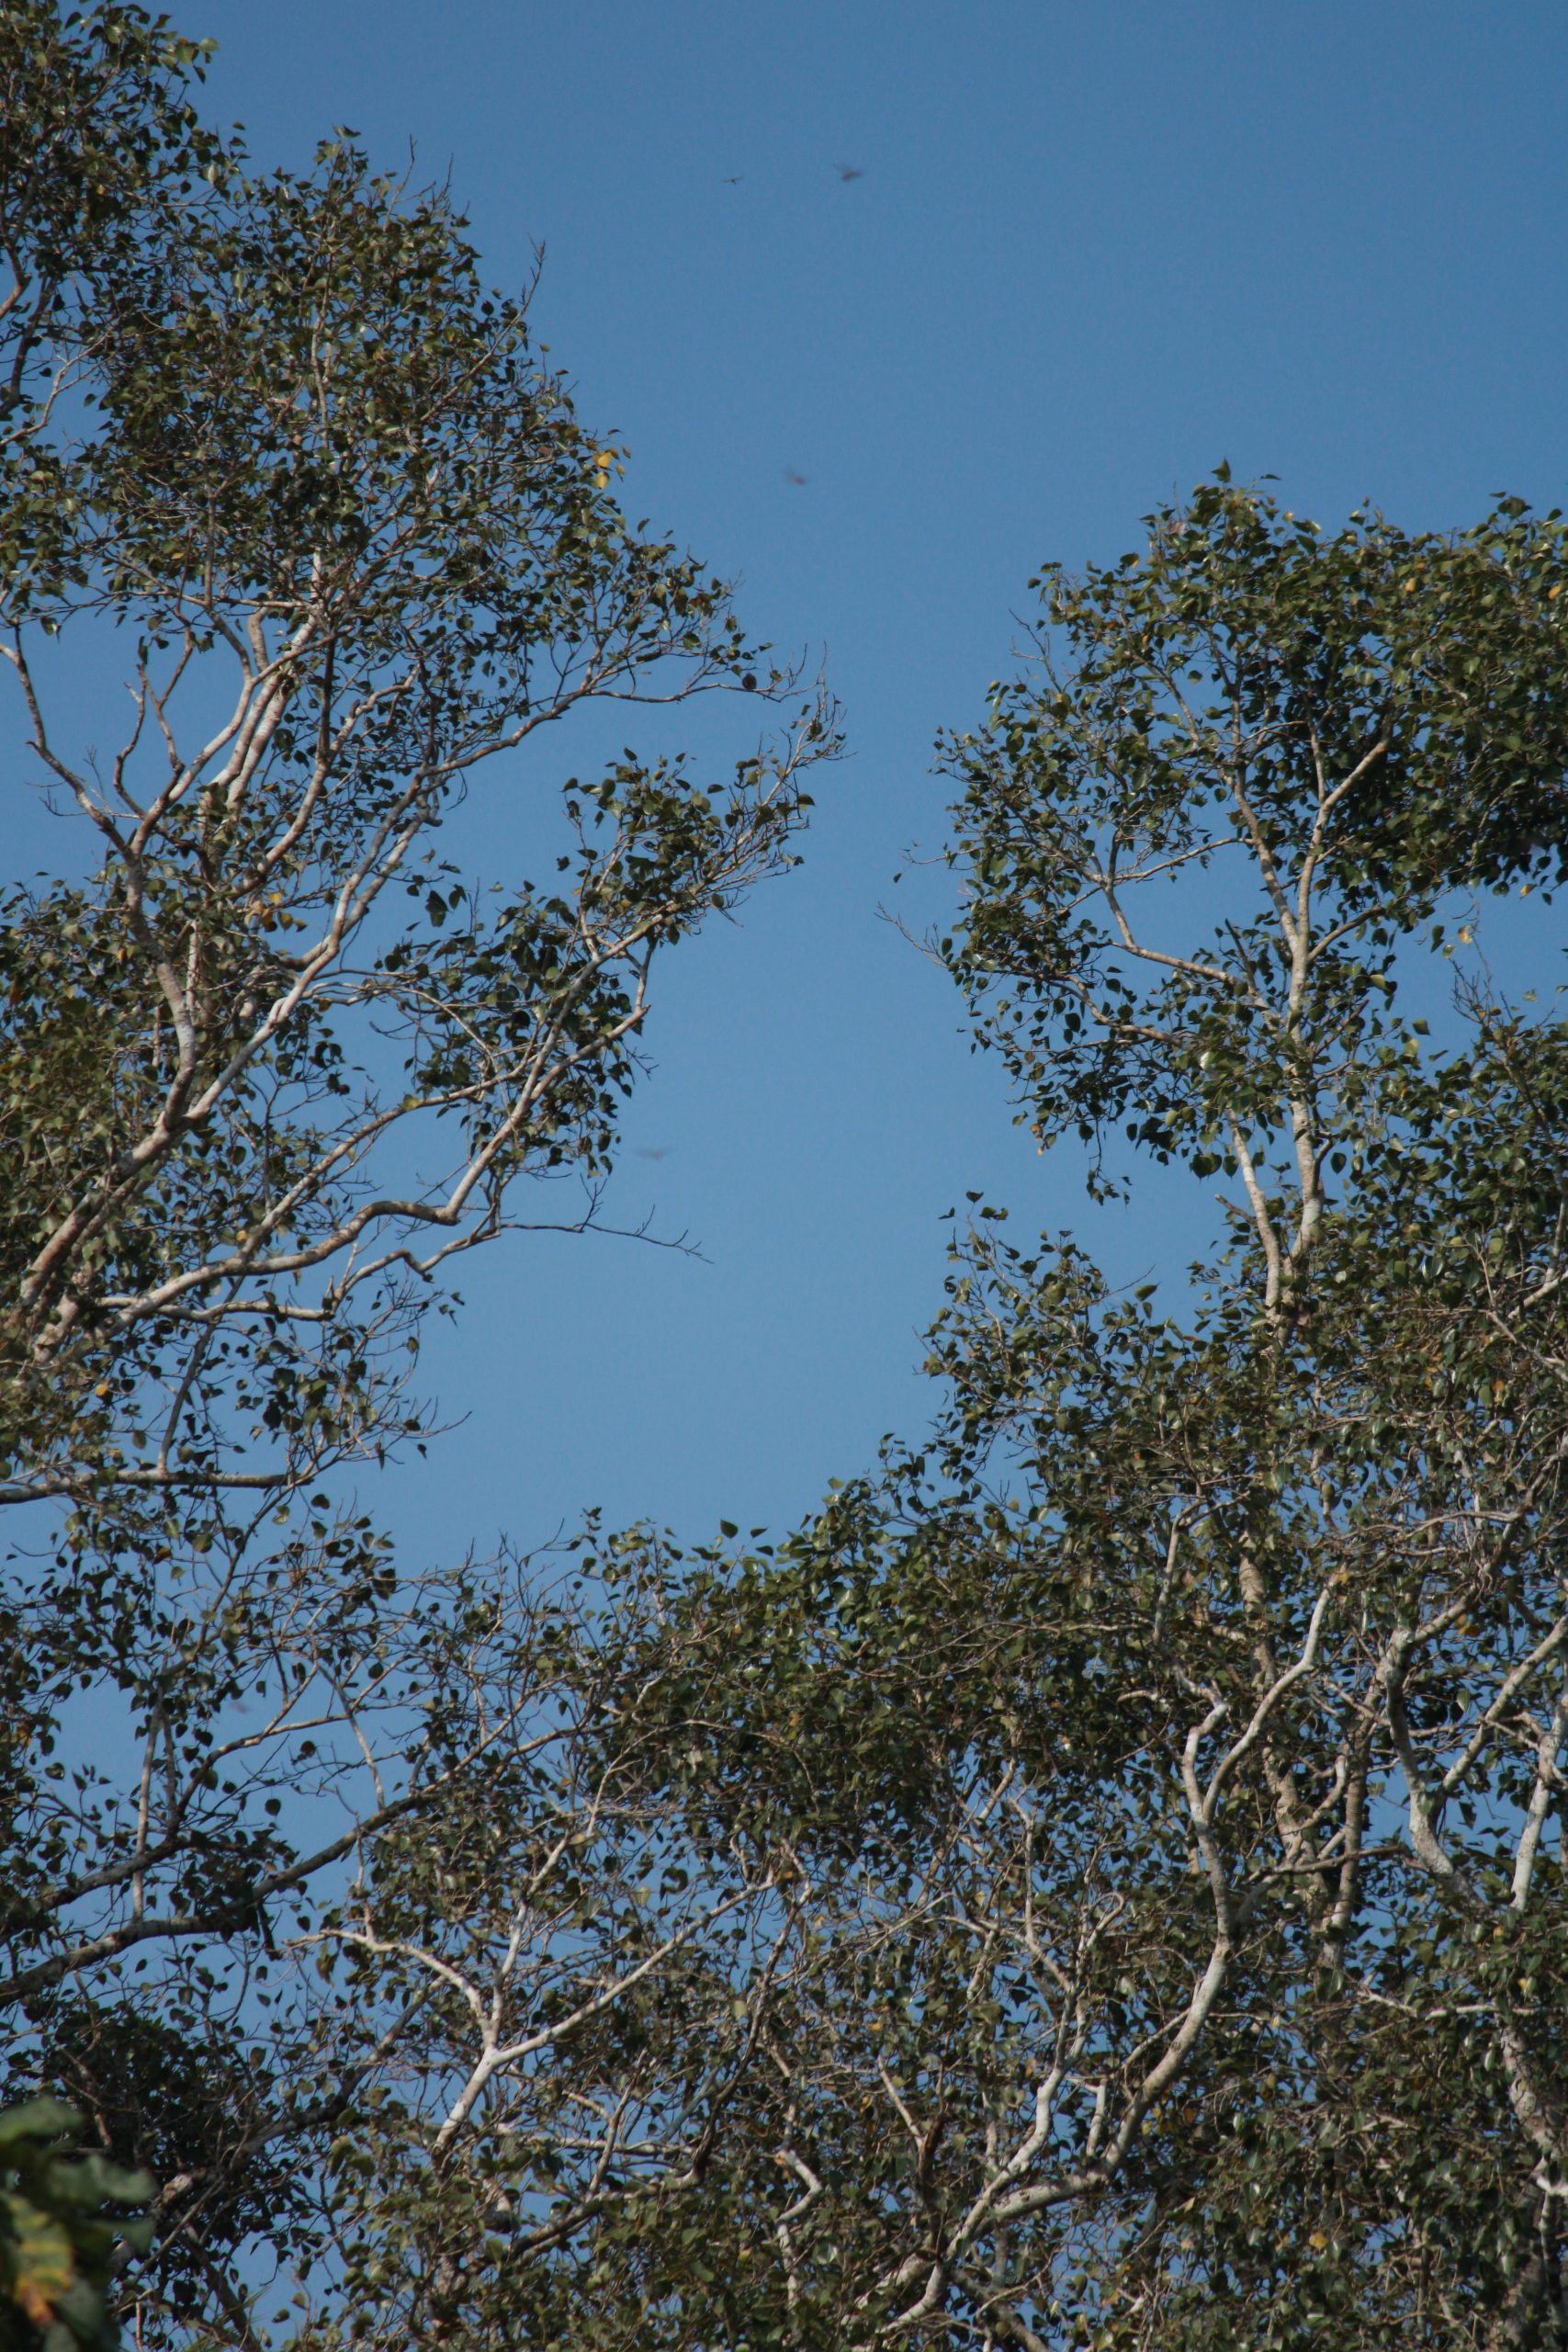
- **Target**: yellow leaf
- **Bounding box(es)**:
[4,2195,74,2324]
[1308,2230,1328,2251]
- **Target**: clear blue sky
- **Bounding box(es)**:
[135,5,1568,1551]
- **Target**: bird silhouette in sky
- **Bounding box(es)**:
[784,467,808,487]
[722,174,742,184]
[838,163,864,181]
[635,1146,673,1160]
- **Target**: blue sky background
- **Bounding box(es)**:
[47,3,1568,1556]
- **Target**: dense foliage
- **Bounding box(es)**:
[0,2098,152,2352]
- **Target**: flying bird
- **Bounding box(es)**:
[722,174,743,184]
[838,163,864,181]
[784,467,808,487]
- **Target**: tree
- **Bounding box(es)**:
[0,6,834,2337]
[8,20,1568,2342]
[546,477,1568,2348]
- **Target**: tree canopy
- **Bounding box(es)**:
[4,14,1568,2351]
[536,476,1568,2349]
